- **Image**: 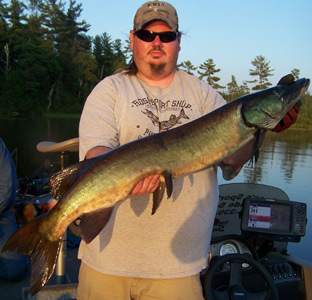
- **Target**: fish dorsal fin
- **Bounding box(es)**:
[278,74,294,85]
[79,206,114,244]
[151,171,173,215]
[49,159,94,199]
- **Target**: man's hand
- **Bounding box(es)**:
[130,174,160,196]
[273,103,300,132]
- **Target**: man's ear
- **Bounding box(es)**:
[177,33,181,52]
[129,30,135,51]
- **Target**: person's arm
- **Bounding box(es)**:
[0,139,17,214]
[85,146,160,196]
[222,131,266,168]
[218,130,266,180]
[85,146,112,160]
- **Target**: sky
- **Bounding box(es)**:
[75,0,311,90]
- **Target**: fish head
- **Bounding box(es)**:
[241,76,310,129]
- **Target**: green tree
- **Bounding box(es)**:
[291,68,300,80]
[73,50,97,101]
[93,32,112,79]
[3,0,27,67]
[177,60,196,75]
[226,75,241,101]
[100,32,114,77]
[248,55,274,90]
[93,33,127,79]
[240,81,250,95]
[225,76,250,102]
[198,58,225,90]
[123,38,132,64]
[6,43,60,112]
[0,1,10,61]
[0,1,10,110]
[227,75,239,93]
[41,0,91,110]
[0,0,29,112]
[112,38,127,72]
[296,93,312,127]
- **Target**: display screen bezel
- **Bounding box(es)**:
[241,198,294,236]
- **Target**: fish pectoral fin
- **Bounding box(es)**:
[151,171,173,215]
[2,215,62,296]
[80,206,114,244]
[219,162,242,181]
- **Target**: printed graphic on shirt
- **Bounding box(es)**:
[132,97,193,138]
[142,108,189,132]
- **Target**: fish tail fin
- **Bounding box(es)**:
[2,216,62,296]
[180,108,189,119]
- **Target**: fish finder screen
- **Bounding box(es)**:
[247,202,291,231]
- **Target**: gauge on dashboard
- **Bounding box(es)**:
[219,241,239,256]
[219,241,251,268]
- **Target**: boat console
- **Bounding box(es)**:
[202,183,310,300]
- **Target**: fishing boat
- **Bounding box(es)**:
[0,138,311,300]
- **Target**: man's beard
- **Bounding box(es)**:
[149,63,166,76]
[148,46,167,76]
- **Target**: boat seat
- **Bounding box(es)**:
[35,137,80,281]
[37,137,79,153]
[37,137,79,170]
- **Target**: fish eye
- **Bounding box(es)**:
[273,90,284,99]
[273,90,281,96]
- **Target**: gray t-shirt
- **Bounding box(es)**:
[78,69,225,278]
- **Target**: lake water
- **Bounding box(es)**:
[0,117,311,262]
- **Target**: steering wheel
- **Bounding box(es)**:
[203,254,279,300]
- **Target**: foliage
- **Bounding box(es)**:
[291,68,300,80]
[248,55,274,90]
[296,93,312,127]
[177,60,196,75]
[198,58,225,90]
[0,0,127,115]
[224,75,250,102]
[93,33,127,80]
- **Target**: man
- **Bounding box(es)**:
[77,1,299,299]
[0,138,28,281]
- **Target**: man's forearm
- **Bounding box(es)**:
[222,131,266,168]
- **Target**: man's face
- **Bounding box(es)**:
[130,20,181,80]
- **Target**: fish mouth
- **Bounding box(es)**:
[298,78,310,97]
[282,78,310,107]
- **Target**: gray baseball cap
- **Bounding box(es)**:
[133,1,179,32]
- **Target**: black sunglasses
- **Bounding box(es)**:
[134,30,179,43]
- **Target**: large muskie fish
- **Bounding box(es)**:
[2,75,310,295]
